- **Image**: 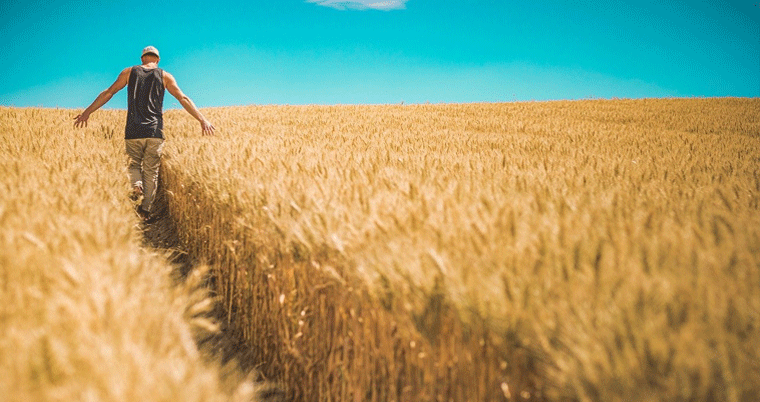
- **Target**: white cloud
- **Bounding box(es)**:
[307,0,408,11]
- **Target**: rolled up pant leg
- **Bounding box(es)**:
[125,138,164,212]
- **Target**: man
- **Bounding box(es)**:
[74,46,214,221]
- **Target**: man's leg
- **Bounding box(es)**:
[140,138,164,213]
[125,139,146,196]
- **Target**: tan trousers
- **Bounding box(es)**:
[125,138,164,212]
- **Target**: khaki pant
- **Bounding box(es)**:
[125,138,164,212]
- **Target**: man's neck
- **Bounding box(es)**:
[141,62,158,68]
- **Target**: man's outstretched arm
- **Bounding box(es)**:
[164,71,215,136]
[74,67,130,128]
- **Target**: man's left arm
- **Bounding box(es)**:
[74,67,131,128]
[164,71,215,136]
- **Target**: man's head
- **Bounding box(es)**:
[141,46,160,63]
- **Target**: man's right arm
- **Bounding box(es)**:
[164,71,215,136]
[74,67,130,128]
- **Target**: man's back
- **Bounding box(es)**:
[73,45,215,137]
[126,65,165,140]
[73,45,214,218]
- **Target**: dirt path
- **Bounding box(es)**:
[138,179,285,402]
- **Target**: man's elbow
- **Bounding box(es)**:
[102,88,118,98]
[180,95,195,106]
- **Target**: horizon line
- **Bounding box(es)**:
[2,95,756,110]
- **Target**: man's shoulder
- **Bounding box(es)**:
[115,66,133,81]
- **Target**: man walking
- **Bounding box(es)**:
[74,46,214,221]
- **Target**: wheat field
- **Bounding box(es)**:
[0,108,266,402]
[2,98,759,401]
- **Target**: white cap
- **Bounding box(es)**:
[141,46,160,58]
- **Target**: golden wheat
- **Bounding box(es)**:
[0,108,257,402]
[159,98,760,401]
[4,98,759,402]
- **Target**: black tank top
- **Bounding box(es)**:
[125,66,165,139]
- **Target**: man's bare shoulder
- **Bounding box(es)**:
[117,67,133,79]
[104,67,132,92]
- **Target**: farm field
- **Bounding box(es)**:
[2,98,759,401]
[0,108,264,402]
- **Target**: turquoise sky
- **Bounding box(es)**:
[1,0,758,108]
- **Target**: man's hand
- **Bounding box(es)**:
[201,119,215,136]
[73,112,90,128]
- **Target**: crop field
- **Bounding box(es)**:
[0,108,263,402]
[2,98,759,402]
